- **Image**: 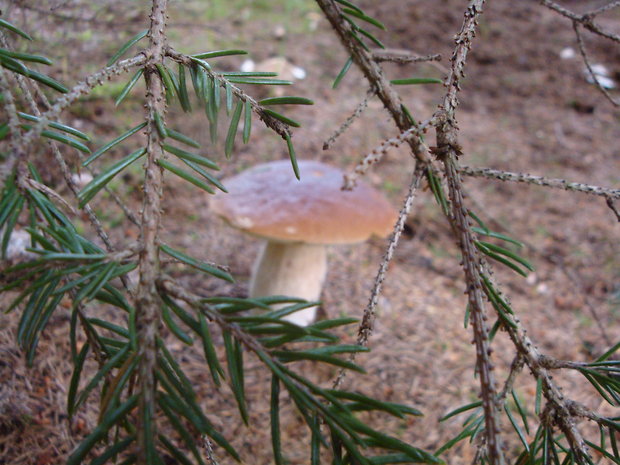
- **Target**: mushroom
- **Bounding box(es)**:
[209,160,397,326]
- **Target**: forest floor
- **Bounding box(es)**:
[1,0,619,464]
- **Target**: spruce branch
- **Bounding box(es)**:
[134,1,169,462]
[5,51,126,255]
[443,155,504,464]
[165,48,293,140]
[430,2,505,462]
[315,0,430,164]
[318,1,617,462]
[0,64,22,149]
[157,277,439,465]
[489,298,590,462]
[478,264,592,463]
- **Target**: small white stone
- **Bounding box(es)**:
[291,66,307,80]
[584,63,616,89]
[240,59,255,73]
[71,172,94,188]
[591,63,610,76]
[4,229,35,259]
[536,283,549,295]
[559,47,575,60]
[273,25,286,39]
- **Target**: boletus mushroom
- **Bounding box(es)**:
[210,160,397,326]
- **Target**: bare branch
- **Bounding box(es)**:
[606,196,620,222]
[203,437,221,465]
[343,117,435,189]
[323,87,374,150]
[444,155,505,464]
[23,178,77,216]
[333,166,424,389]
[565,399,619,427]
[103,185,141,226]
[372,50,442,65]
[585,0,620,17]
[429,1,506,462]
[458,165,620,199]
[496,307,590,460]
[573,22,619,107]
[497,355,525,402]
[21,54,146,150]
[479,264,592,463]
[541,0,620,43]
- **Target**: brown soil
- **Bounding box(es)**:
[1,1,619,464]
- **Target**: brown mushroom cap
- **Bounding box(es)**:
[210,160,397,244]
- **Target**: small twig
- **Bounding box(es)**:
[102,185,141,226]
[565,399,618,427]
[371,48,448,74]
[323,87,374,150]
[202,437,220,465]
[372,50,442,65]
[12,0,227,32]
[160,242,231,274]
[584,0,620,17]
[343,117,435,190]
[333,165,424,389]
[21,54,146,149]
[573,22,619,107]
[24,178,77,216]
[497,355,525,402]
[158,276,326,401]
[465,181,615,351]
[606,196,620,222]
[541,0,620,43]
[13,0,131,26]
[459,165,620,199]
[554,258,613,346]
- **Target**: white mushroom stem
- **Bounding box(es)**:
[249,241,327,326]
